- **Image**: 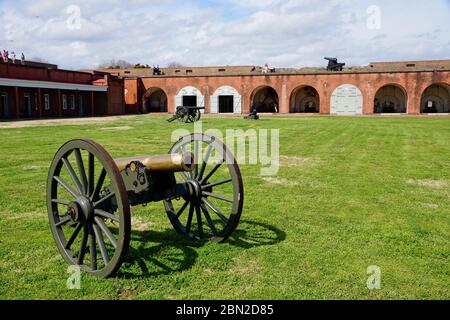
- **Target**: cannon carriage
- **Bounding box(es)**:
[47,134,244,278]
[167,106,205,123]
[324,57,345,71]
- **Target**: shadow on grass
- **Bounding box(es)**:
[227,220,286,249]
[118,220,285,279]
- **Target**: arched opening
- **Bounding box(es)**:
[420,83,450,113]
[175,86,205,110]
[143,87,168,113]
[290,86,320,113]
[210,85,242,114]
[250,86,279,113]
[374,85,407,114]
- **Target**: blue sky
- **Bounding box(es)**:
[0,0,449,70]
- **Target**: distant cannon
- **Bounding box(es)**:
[244,108,260,120]
[325,57,345,71]
[167,106,205,123]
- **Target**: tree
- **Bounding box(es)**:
[98,59,134,69]
[31,56,49,63]
[166,62,185,68]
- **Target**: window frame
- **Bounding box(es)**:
[44,94,50,111]
[70,95,75,110]
[62,94,67,110]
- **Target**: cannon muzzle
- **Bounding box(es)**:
[114,153,194,172]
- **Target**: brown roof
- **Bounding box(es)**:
[95,59,450,78]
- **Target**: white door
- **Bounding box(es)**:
[330,84,363,115]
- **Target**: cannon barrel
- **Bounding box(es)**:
[114,153,194,172]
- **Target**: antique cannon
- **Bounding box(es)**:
[244,108,260,120]
[324,57,345,71]
[46,134,244,278]
[167,106,205,123]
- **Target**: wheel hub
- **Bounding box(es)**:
[68,196,94,223]
[187,179,202,203]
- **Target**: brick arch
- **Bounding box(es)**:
[142,87,168,113]
[175,85,205,109]
[289,85,321,113]
[210,85,242,114]
[374,83,408,114]
[420,82,450,113]
[249,85,280,113]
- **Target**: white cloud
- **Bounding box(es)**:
[0,0,449,69]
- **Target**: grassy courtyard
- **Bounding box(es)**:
[0,115,449,300]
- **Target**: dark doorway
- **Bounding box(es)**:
[183,96,197,107]
[420,84,450,113]
[251,87,279,113]
[148,89,167,112]
[79,95,84,116]
[374,85,407,113]
[23,93,32,117]
[290,86,320,113]
[0,93,8,118]
[219,95,234,113]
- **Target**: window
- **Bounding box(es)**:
[62,95,67,110]
[78,96,84,116]
[44,94,50,110]
[186,70,193,74]
[1,92,8,117]
[218,68,226,72]
[70,95,75,110]
[406,63,416,67]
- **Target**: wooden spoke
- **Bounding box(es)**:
[88,153,95,197]
[200,159,225,184]
[74,149,88,195]
[62,158,83,194]
[77,226,89,265]
[202,197,229,225]
[200,203,218,236]
[94,217,118,249]
[89,226,97,270]
[55,216,72,227]
[202,191,234,203]
[65,223,83,249]
[202,178,232,189]
[93,224,110,264]
[176,200,189,218]
[91,168,106,201]
[54,176,79,198]
[185,203,194,234]
[195,205,204,238]
[52,199,71,206]
[193,140,199,178]
[94,209,119,223]
[197,143,213,180]
[93,192,116,208]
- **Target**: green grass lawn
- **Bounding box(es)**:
[0,115,449,300]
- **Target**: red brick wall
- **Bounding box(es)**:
[127,71,450,115]
[106,76,125,115]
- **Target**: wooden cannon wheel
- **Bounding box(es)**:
[164,134,244,243]
[47,139,131,278]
